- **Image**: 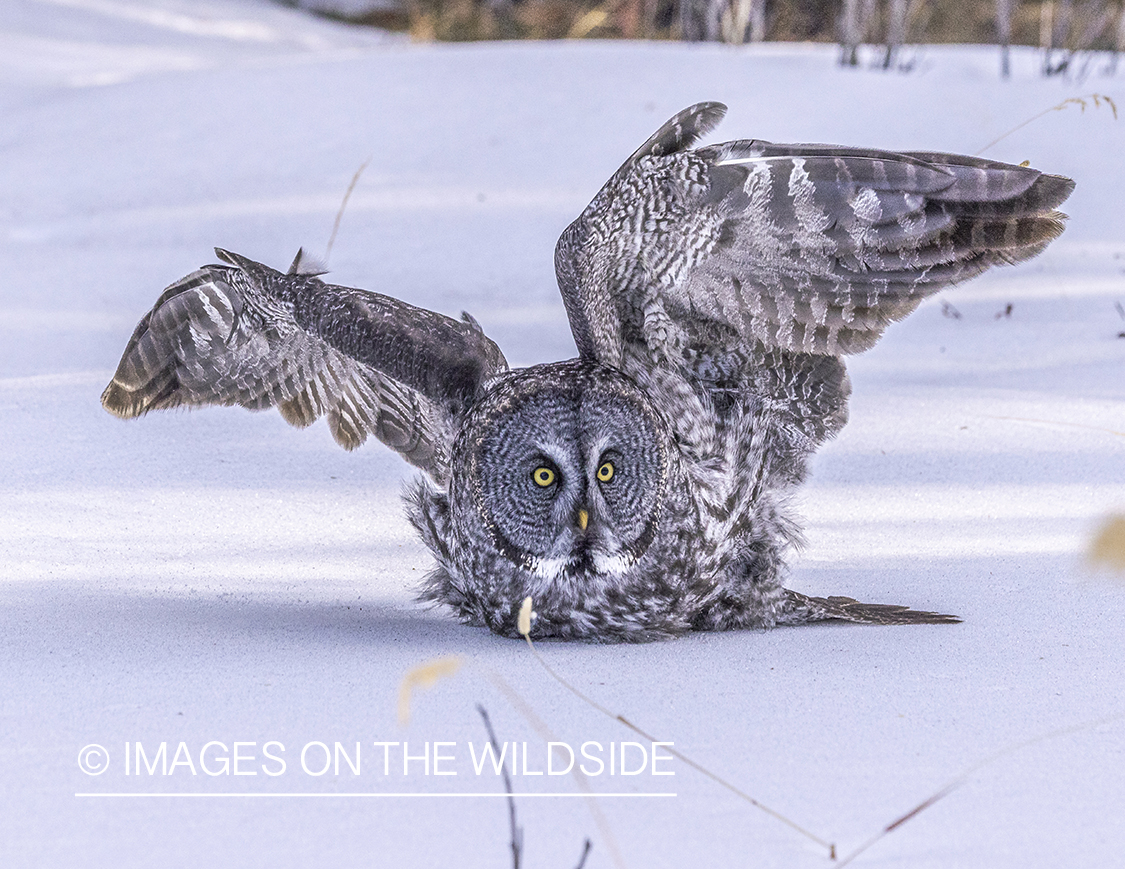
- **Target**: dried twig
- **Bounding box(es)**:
[476,704,524,869]
[397,648,625,868]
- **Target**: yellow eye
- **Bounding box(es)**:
[532,467,556,487]
[596,461,615,483]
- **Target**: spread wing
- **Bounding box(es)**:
[555,102,1075,371]
[102,249,507,483]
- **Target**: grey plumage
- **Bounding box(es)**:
[102,103,1074,641]
[102,247,506,481]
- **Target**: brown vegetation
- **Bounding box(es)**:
[315,0,1125,49]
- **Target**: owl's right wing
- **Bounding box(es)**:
[101,249,507,483]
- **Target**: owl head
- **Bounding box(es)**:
[429,360,672,631]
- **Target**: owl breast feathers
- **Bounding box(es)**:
[102,102,1073,641]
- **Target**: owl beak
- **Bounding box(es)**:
[576,509,589,532]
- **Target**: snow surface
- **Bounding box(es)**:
[1,2,1124,867]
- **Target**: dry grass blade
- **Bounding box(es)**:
[516,598,837,859]
[976,93,1117,155]
[835,714,1125,867]
[324,158,371,264]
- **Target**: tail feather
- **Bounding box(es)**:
[785,590,961,626]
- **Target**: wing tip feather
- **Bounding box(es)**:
[101,380,140,419]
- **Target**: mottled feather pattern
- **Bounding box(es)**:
[618,100,728,165]
[556,129,1073,362]
[105,102,1070,641]
[101,250,507,481]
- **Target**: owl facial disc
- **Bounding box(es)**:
[459,361,668,586]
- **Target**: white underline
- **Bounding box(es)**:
[75,792,676,798]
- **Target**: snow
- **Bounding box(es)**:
[1,1,1123,867]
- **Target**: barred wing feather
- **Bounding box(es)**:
[555,103,1074,366]
[101,249,507,483]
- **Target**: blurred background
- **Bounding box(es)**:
[286,0,1125,72]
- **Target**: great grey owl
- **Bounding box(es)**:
[102,103,1073,642]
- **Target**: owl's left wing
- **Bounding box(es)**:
[554,102,1074,370]
[102,249,507,482]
